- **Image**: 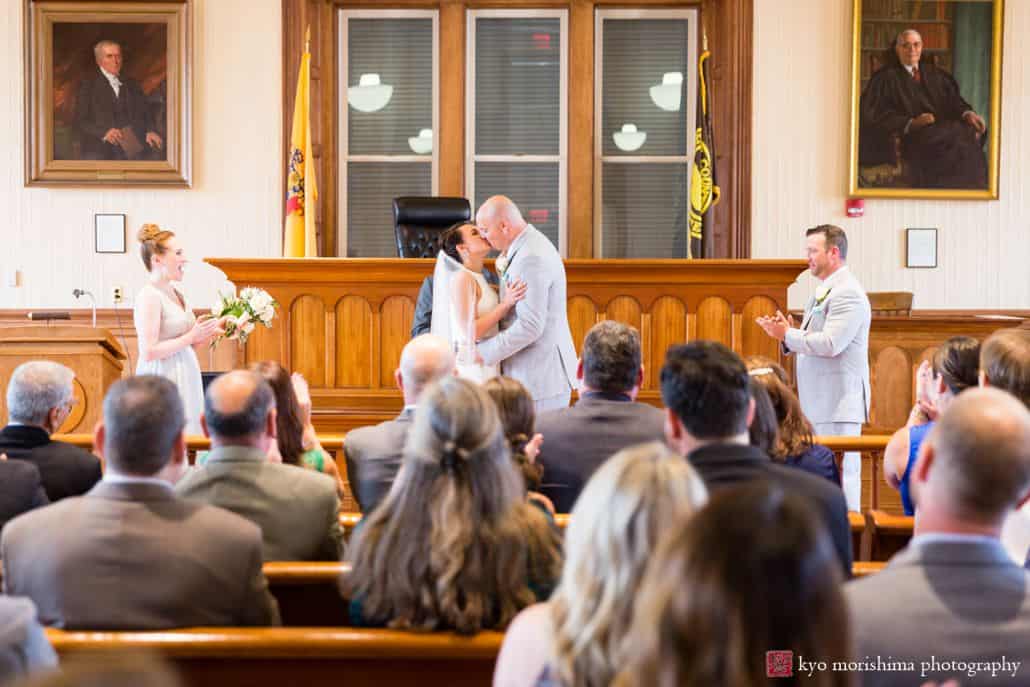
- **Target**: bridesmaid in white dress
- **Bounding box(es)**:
[431,223,526,383]
[133,225,223,435]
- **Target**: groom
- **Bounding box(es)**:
[475,196,578,412]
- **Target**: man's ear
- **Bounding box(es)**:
[94,421,106,460]
[912,438,935,487]
[576,359,584,382]
[664,407,683,444]
[47,406,63,434]
[170,430,187,466]
[266,407,278,439]
[979,370,989,388]
[745,396,756,429]
[200,413,211,439]
[394,368,404,393]
[635,365,645,389]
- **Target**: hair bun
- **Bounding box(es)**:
[137,223,164,243]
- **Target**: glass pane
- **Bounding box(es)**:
[474,162,560,249]
[601,162,688,258]
[475,17,561,156]
[601,18,691,157]
[347,18,433,156]
[347,161,431,257]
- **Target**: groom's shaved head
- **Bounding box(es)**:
[476,196,527,252]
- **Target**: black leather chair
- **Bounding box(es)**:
[393,197,471,258]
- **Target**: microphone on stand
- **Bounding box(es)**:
[72,289,97,328]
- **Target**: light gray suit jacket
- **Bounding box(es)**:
[783,265,871,425]
[478,225,577,401]
[0,597,57,681]
[1,480,280,630]
[846,538,1030,686]
[176,446,344,562]
[343,408,414,514]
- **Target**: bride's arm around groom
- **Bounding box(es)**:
[474,196,578,412]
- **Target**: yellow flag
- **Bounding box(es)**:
[283,35,318,257]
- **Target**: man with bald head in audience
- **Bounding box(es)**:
[344,334,455,513]
[475,195,577,412]
[1,375,280,629]
[176,370,344,561]
[847,389,1030,686]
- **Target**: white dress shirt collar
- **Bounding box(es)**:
[103,469,171,488]
[100,67,122,96]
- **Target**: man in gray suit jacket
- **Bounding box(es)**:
[476,196,578,412]
[535,320,665,512]
[176,371,344,561]
[344,334,455,513]
[846,389,1030,687]
[1,376,280,630]
[757,225,871,510]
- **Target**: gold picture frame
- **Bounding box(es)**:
[848,0,1003,199]
[24,0,192,187]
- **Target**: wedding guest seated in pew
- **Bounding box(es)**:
[614,483,853,687]
[980,328,1030,408]
[493,441,707,687]
[344,334,455,514]
[249,361,344,497]
[176,371,344,562]
[848,389,1030,687]
[343,377,561,634]
[745,357,841,485]
[1,375,280,629]
[883,336,980,516]
[534,321,665,513]
[482,376,555,518]
[0,596,57,682]
[0,361,102,501]
[0,457,47,536]
[661,341,853,575]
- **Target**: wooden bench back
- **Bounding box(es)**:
[46,627,504,687]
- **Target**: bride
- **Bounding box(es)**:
[431,223,526,383]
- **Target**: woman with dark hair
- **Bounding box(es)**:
[482,376,553,516]
[343,376,561,634]
[249,360,344,496]
[430,222,527,382]
[746,357,840,485]
[884,336,980,515]
[614,483,854,687]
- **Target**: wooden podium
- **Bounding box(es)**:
[0,326,126,433]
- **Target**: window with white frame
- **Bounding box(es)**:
[595,10,698,258]
[467,10,567,253]
[338,10,438,257]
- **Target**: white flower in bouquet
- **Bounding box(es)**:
[210,287,278,346]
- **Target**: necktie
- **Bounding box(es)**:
[912,67,921,84]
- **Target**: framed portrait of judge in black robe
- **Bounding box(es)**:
[848,0,1003,199]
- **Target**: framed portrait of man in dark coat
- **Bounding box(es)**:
[25,1,192,187]
[848,0,1003,199]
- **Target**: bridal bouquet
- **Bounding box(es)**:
[210,287,279,346]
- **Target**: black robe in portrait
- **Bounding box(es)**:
[859,61,987,189]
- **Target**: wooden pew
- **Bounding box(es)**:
[852,561,887,578]
[865,510,914,562]
[46,627,504,687]
[265,562,350,627]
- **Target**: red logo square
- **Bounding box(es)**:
[766,650,794,678]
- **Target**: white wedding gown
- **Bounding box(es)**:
[453,268,500,384]
[133,283,205,435]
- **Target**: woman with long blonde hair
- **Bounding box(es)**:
[493,441,708,687]
[614,483,854,687]
[343,376,561,634]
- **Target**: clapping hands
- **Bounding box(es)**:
[755,310,794,342]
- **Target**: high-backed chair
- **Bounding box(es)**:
[393,197,471,258]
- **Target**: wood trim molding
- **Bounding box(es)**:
[284,0,753,257]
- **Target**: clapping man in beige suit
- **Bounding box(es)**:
[1,375,280,629]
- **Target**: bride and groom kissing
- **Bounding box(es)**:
[430,195,577,412]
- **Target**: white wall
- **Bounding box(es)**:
[0,0,282,310]
[752,0,1030,310]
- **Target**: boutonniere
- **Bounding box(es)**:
[814,286,832,306]
[495,254,509,276]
